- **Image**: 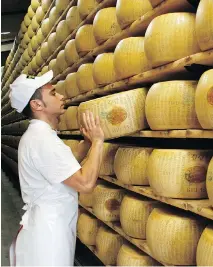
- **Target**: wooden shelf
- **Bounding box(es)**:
[99,175,213,220]
[65,50,213,105]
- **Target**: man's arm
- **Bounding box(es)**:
[75,140,91,162]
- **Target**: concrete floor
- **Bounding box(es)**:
[1,170,23,266]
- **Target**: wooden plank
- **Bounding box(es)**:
[99,176,213,220]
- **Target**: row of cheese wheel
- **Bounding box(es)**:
[1,120,29,135]
[64,140,213,202]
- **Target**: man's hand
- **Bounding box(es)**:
[80,110,104,143]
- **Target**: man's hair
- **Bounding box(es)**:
[22,87,45,118]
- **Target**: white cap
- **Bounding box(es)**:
[9,70,53,113]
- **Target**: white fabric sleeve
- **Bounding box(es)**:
[32,135,81,184]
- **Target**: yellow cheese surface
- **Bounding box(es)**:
[77,0,98,19]
[65,72,80,98]
[66,6,82,32]
[76,63,97,93]
[206,158,213,207]
[65,106,79,130]
[64,39,79,65]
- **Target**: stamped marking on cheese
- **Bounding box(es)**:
[207,87,213,105]
[185,166,207,183]
[105,199,120,211]
[107,106,127,125]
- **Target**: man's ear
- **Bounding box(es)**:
[30,99,45,112]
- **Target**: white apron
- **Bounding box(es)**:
[10,183,78,266]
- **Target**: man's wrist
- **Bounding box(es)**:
[92,139,104,145]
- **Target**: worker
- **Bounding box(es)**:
[9,70,104,266]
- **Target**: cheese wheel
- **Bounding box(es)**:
[49,7,60,26]
[36,28,45,45]
[64,39,79,65]
[196,0,213,51]
[96,225,124,265]
[58,113,67,130]
[100,143,119,176]
[40,42,50,59]
[77,213,99,245]
[76,63,97,93]
[120,194,159,239]
[66,6,82,32]
[55,80,66,97]
[27,43,35,57]
[41,0,52,12]
[48,32,60,53]
[21,21,27,33]
[206,158,213,207]
[195,69,213,129]
[35,50,44,66]
[144,13,201,67]
[55,0,69,13]
[117,243,159,266]
[49,59,59,76]
[56,20,70,43]
[146,81,201,130]
[23,50,31,63]
[23,32,31,45]
[31,16,39,32]
[93,7,121,45]
[27,24,35,38]
[41,18,51,37]
[65,106,79,130]
[146,207,206,265]
[93,53,117,86]
[28,63,34,75]
[41,65,49,75]
[28,6,35,19]
[79,192,93,207]
[56,50,68,72]
[24,14,31,27]
[196,225,213,266]
[35,6,45,23]
[147,149,212,199]
[114,147,152,185]
[77,0,98,19]
[149,0,164,7]
[31,0,40,11]
[75,25,98,54]
[65,72,80,98]
[93,183,124,221]
[31,57,39,71]
[78,88,148,140]
[116,0,152,29]
[114,37,151,80]
[31,36,39,51]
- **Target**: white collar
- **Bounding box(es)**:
[30,119,57,134]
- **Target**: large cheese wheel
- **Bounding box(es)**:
[28,6,35,19]
[27,25,35,38]
[56,50,68,72]
[77,213,99,245]
[93,53,117,86]
[196,225,213,266]
[93,183,124,221]
[93,7,121,45]
[77,0,98,19]
[24,14,31,27]
[55,0,70,13]
[146,81,201,130]
[78,88,148,139]
[41,65,49,75]
[146,207,206,265]
[116,0,152,29]
[117,243,159,266]
[41,0,52,12]
[100,143,119,176]
[64,39,79,65]
[147,149,212,199]
[35,6,45,23]
[79,192,93,207]
[206,158,213,207]
[40,42,50,59]
[58,113,67,130]
[49,7,60,26]
[120,194,158,239]
[35,50,44,66]
[144,13,201,67]
[31,57,39,71]
[31,36,39,51]
[47,32,60,53]
[31,16,39,32]
[65,106,79,130]
[31,0,40,11]
[195,69,213,129]
[49,59,59,77]
[56,20,70,43]
[41,18,51,37]
[114,147,152,185]
[63,139,80,159]
[196,0,213,51]
[96,225,124,265]
[65,72,80,98]
[55,80,66,97]
[66,6,82,32]
[114,37,151,80]
[76,63,97,93]
[36,28,45,45]
[75,25,98,54]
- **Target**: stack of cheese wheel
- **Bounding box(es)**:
[49,7,61,26]
[58,113,67,131]
[66,6,82,32]
[114,37,151,80]
[120,194,159,239]
[93,183,124,221]
[75,25,98,55]
[114,147,152,185]
[56,50,68,73]
[76,63,97,93]
[145,81,201,130]
[195,69,213,129]
[93,53,117,86]
[146,207,206,265]
[48,32,60,53]
[65,72,80,98]
[55,0,70,13]
[78,88,148,140]
[196,225,213,266]
[49,59,59,77]
[206,158,213,206]
[64,40,79,66]
[99,143,119,176]
[116,0,153,29]
[77,0,98,19]
[54,80,66,97]
[56,20,70,44]
[65,106,79,130]
[96,225,124,265]
[77,212,99,245]
[196,0,213,51]
[144,13,201,67]
[147,149,212,199]
[117,243,159,266]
